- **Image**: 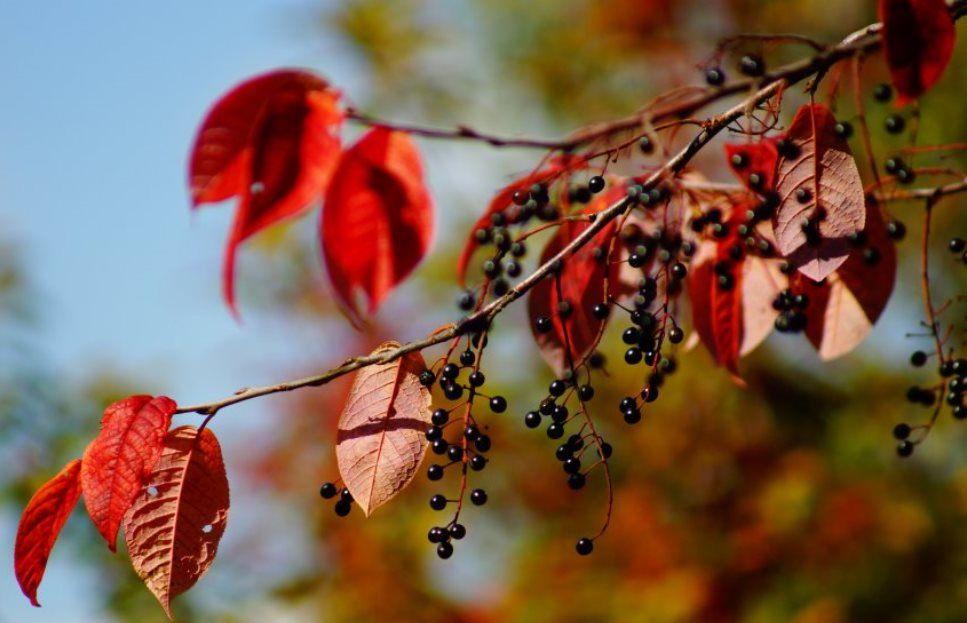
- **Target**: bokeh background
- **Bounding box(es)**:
[3,1,967,621]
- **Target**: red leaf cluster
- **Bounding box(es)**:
[880,0,956,104]
[15,395,232,617]
[189,70,434,324]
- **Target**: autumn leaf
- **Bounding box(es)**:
[879,0,956,105]
[689,211,785,381]
[528,188,623,376]
[122,426,229,619]
[188,69,344,316]
[81,395,176,551]
[800,201,896,359]
[773,104,865,282]
[335,342,432,516]
[321,128,434,327]
[14,459,83,607]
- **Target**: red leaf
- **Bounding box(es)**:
[321,128,433,326]
[689,213,785,381]
[335,342,432,516]
[880,0,956,105]
[188,69,344,316]
[81,395,176,551]
[724,140,779,194]
[528,189,622,376]
[456,155,584,287]
[123,426,229,618]
[14,459,83,607]
[801,202,897,359]
[773,104,865,282]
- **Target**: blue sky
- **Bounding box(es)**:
[0,1,365,620]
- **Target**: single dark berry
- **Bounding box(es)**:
[427,464,445,481]
[670,262,688,280]
[776,139,801,160]
[437,541,454,559]
[340,488,353,502]
[470,454,488,471]
[551,404,570,423]
[588,175,606,194]
[468,371,486,387]
[739,54,765,76]
[600,442,613,459]
[886,219,906,241]
[625,347,643,365]
[952,359,967,375]
[425,426,443,442]
[505,260,522,278]
[578,384,595,402]
[334,499,352,517]
[954,405,967,420]
[619,396,637,412]
[940,360,955,377]
[482,259,501,279]
[949,238,966,253]
[442,363,460,380]
[556,445,573,462]
[575,537,594,555]
[535,316,553,333]
[730,152,748,168]
[444,383,463,401]
[592,303,610,319]
[459,351,476,368]
[431,409,450,426]
[623,407,642,424]
[447,445,464,462]
[430,494,448,511]
[563,457,582,474]
[896,440,915,458]
[748,172,764,188]
[547,422,565,439]
[428,526,448,543]
[622,327,641,345]
[910,351,928,367]
[419,370,436,387]
[892,423,912,440]
[558,301,574,320]
[319,482,338,499]
[524,410,542,428]
[568,473,586,490]
[490,395,507,413]
[896,167,916,185]
[449,523,467,540]
[639,135,654,154]
[475,435,492,453]
[705,67,725,86]
[884,157,904,174]
[834,121,853,139]
[432,438,449,455]
[549,379,567,397]
[511,241,527,257]
[885,115,905,134]
[470,488,488,506]
[873,83,893,102]
[474,228,491,244]
[463,425,480,442]
[512,189,530,206]
[863,247,881,266]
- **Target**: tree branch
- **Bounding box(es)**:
[175,2,967,417]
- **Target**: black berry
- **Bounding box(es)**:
[319,482,337,499]
[470,488,488,506]
[575,537,594,555]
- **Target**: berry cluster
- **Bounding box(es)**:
[772,288,808,333]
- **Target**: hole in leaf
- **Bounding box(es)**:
[147,486,159,497]
[201,524,213,534]
[250,181,265,195]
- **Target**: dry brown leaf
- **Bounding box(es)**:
[336,341,432,516]
[122,426,229,619]
[774,104,865,282]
